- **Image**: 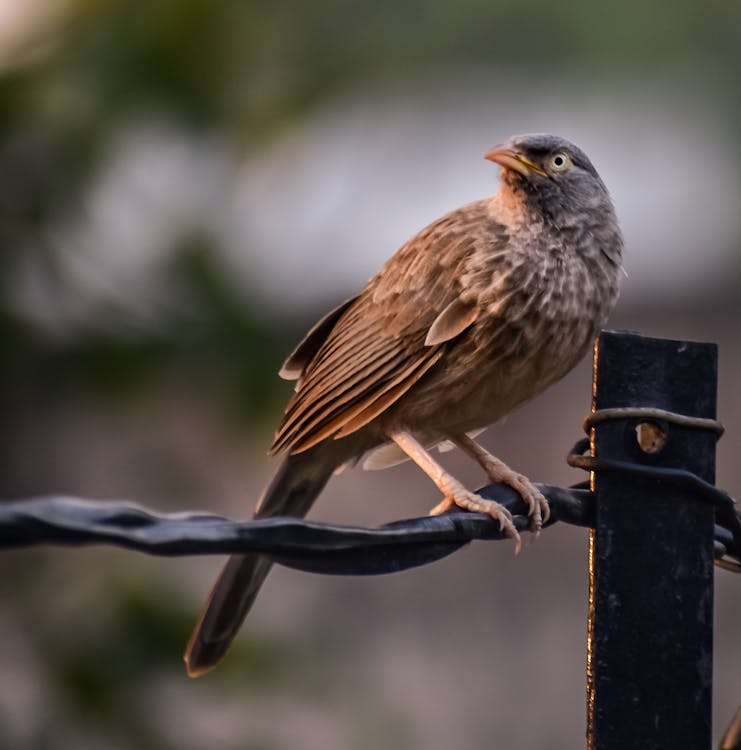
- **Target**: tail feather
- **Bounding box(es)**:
[184,554,272,676]
[184,446,338,677]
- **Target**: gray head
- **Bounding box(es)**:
[486,133,613,224]
[485,133,622,266]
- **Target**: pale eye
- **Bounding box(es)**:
[548,152,572,172]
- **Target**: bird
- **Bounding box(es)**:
[184,133,623,677]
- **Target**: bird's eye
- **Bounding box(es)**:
[548,152,572,172]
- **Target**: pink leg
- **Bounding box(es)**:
[452,433,549,532]
[390,430,521,551]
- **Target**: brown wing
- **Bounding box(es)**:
[279,295,359,380]
[271,199,496,455]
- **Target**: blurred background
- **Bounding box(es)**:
[1,1,740,748]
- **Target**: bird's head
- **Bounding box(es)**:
[485,133,613,224]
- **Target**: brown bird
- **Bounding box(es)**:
[185,133,623,676]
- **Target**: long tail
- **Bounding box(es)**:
[184,445,339,677]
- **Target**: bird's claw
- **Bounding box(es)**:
[522,483,550,533]
[493,470,549,534]
[430,488,522,554]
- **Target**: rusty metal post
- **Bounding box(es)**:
[587,331,717,749]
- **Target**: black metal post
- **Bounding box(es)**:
[587,331,717,749]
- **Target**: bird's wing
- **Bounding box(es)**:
[279,295,360,381]
[271,200,496,455]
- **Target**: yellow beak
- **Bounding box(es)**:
[484,147,548,178]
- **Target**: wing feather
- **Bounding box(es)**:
[289,324,389,401]
[288,348,442,453]
[331,350,443,439]
[270,199,504,454]
[272,346,408,453]
[279,295,359,380]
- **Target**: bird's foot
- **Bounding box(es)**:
[452,434,549,533]
[389,430,523,551]
[429,485,521,553]
[487,467,549,534]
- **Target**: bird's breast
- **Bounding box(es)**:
[385,236,619,439]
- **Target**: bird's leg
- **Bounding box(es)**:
[451,433,549,532]
[390,430,521,550]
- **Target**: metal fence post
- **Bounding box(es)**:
[587,331,717,749]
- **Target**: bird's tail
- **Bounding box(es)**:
[184,445,338,677]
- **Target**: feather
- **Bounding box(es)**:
[273,347,408,453]
[279,295,359,380]
[290,350,442,453]
[425,297,479,346]
[273,200,501,455]
[332,350,442,439]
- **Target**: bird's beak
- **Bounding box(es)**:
[485,146,548,178]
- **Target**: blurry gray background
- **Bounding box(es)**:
[1,1,740,748]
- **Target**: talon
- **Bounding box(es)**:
[500,517,522,554]
[495,514,522,554]
[449,434,550,537]
[509,477,548,534]
[390,430,527,553]
[433,487,521,552]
